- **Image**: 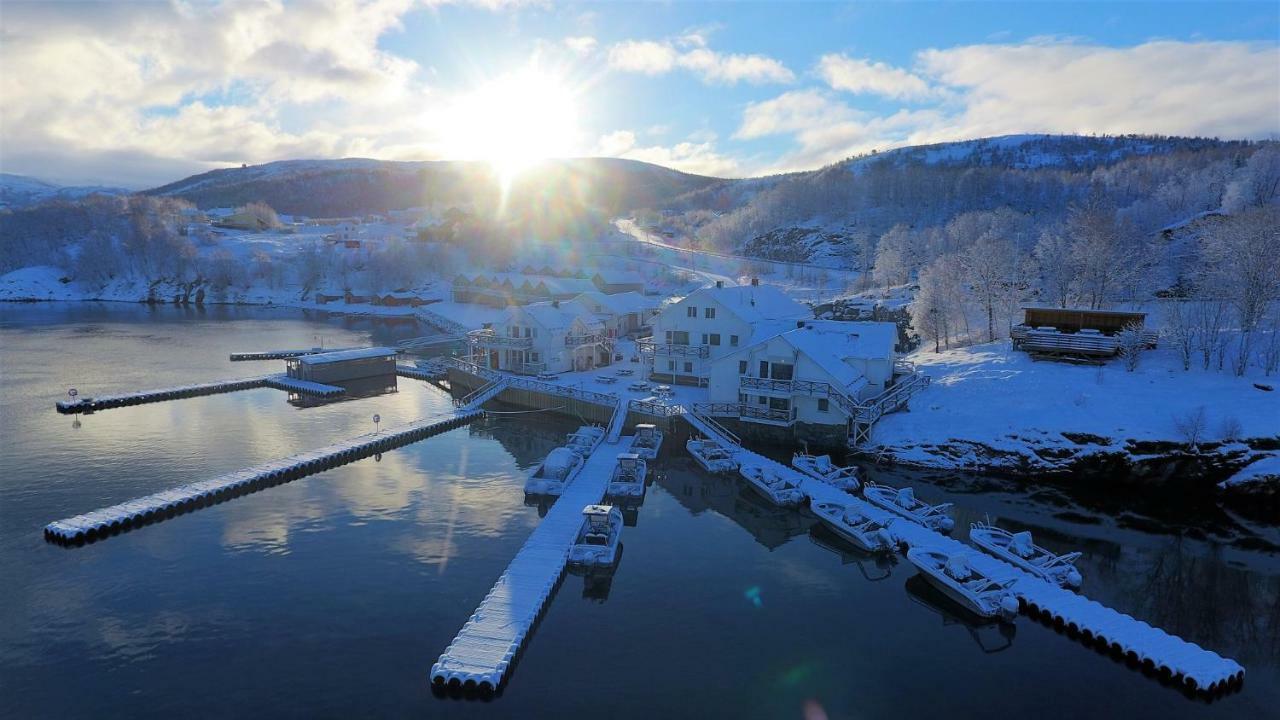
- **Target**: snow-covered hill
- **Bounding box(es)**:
[0,173,128,210]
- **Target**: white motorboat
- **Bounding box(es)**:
[630,423,663,459]
[565,425,605,456]
[524,446,584,496]
[810,501,896,553]
[907,547,1019,620]
[738,465,806,508]
[568,505,624,568]
[969,522,1083,589]
[791,452,860,492]
[864,483,955,533]
[606,453,647,500]
[686,438,737,473]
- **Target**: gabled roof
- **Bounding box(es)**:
[679,284,809,324]
[721,320,896,390]
[510,301,594,331]
[574,291,661,315]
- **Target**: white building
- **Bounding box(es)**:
[468,300,613,375]
[572,291,663,338]
[640,280,810,386]
[705,320,899,435]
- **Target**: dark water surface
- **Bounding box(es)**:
[2,303,1277,719]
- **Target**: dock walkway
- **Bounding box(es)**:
[682,407,1245,696]
[55,374,347,413]
[45,409,483,544]
[430,438,624,691]
[229,347,358,361]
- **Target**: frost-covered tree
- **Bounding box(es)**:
[1033,228,1076,308]
[238,201,283,229]
[962,232,1028,341]
[873,224,913,291]
[1066,198,1143,309]
[1222,145,1280,213]
[1200,205,1280,374]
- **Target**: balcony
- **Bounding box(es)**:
[693,401,796,426]
[467,329,532,349]
[636,338,710,358]
[739,376,828,396]
[565,332,606,347]
[515,361,547,375]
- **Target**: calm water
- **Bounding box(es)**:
[1,303,1277,719]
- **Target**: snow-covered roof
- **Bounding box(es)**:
[780,321,896,388]
[541,277,598,295]
[574,291,660,315]
[592,270,646,285]
[512,301,592,331]
[297,347,397,365]
[685,283,809,324]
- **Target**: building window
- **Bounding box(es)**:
[510,326,519,337]
[687,306,697,318]
[667,330,689,345]
[683,361,693,373]
[705,307,716,319]
[759,360,769,378]
[769,397,790,411]
[667,360,675,371]
[532,328,538,338]
[730,335,739,347]
[738,360,748,374]
[701,333,708,345]
[710,333,721,346]
[523,327,531,338]
[758,395,767,405]
[738,392,747,403]
[818,399,829,412]
[770,363,794,381]
[530,352,540,362]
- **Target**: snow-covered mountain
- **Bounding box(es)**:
[0,173,128,210]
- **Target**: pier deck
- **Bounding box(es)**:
[431,406,628,691]
[229,347,359,361]
[44,409,482,544]
[682,408,1245,696]
[55,373,349,414]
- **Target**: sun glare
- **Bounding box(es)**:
[447,67,580,183]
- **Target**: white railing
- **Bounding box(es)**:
[417,307,469,335]
[636,339,710,359]
[467,329,533,348]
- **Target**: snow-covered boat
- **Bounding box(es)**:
[810,501,896,553]
[524,446,584,496]
[686,438,737,473]
[907,547,1019,620]
[565,425,605,456]
[864,483,955,533]
[791,453,860,492]
[606,453,647,500]
[738,465,806,507]
[969,522,1083,589]
[568,505,623,568]
[630,423,663,459]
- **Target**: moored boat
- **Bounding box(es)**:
[810,501,896,552]
[864,483,954,533]
[791,452,860,492]
[969,522,1083,589]
[630,423,663,459]
[738,465,806,507]
[565,425,605,456]
[568,505,624,568]
[907,547,1019,620]
[524,446,584,496]
[606,453,647,501]
[686,437,737,473]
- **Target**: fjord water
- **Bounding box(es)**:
[1,303,1276,719]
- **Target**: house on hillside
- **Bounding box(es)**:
[467,300,613,374]
[705,321,898,443]
[212,212,270,231]
[640,279,810,386]
[591,270,646,294]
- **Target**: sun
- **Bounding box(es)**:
[447,67,580,183]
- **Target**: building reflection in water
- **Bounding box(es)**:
[658,459,814,550]
[285,375,399,408]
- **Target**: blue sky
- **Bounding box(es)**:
[1,1,1277,187]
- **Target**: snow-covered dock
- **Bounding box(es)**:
[55,376,274,413]
[681,408,1246,697]
[44,409,482,545]
[229,347,359,361]
[430,407,628,692]
[396,364,446,381]
[262,374,344,397]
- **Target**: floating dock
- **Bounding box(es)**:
[396,364,446,381]
[44,409,483,544]
[681,409,1246,697]
[430,406,627,692]
[55,374,346,413]
[229,347,359,361]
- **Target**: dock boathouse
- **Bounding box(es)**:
[286,347,397,384]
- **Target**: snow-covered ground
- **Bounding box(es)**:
[871,341,1280,474]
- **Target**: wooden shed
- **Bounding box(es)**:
[286,347,397,384]
[1020,307,1147,335]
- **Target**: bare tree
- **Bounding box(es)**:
[1201,206,1280,375]
[1033,227,1076,308]
[1066,198,1144,309]
[1163,300,1195,371]
[1172,406,1208,450]
[962,232,1027,341]
[1118,321,1146,371]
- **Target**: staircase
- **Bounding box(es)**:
[457,377,509,410]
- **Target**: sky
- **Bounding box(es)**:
[1,0,1277,188]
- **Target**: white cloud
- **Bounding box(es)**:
[817,54,936,100]
[606,40,678,75]
[563,36,598,56]
[607,37,793,85]
[595,130,740,177]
